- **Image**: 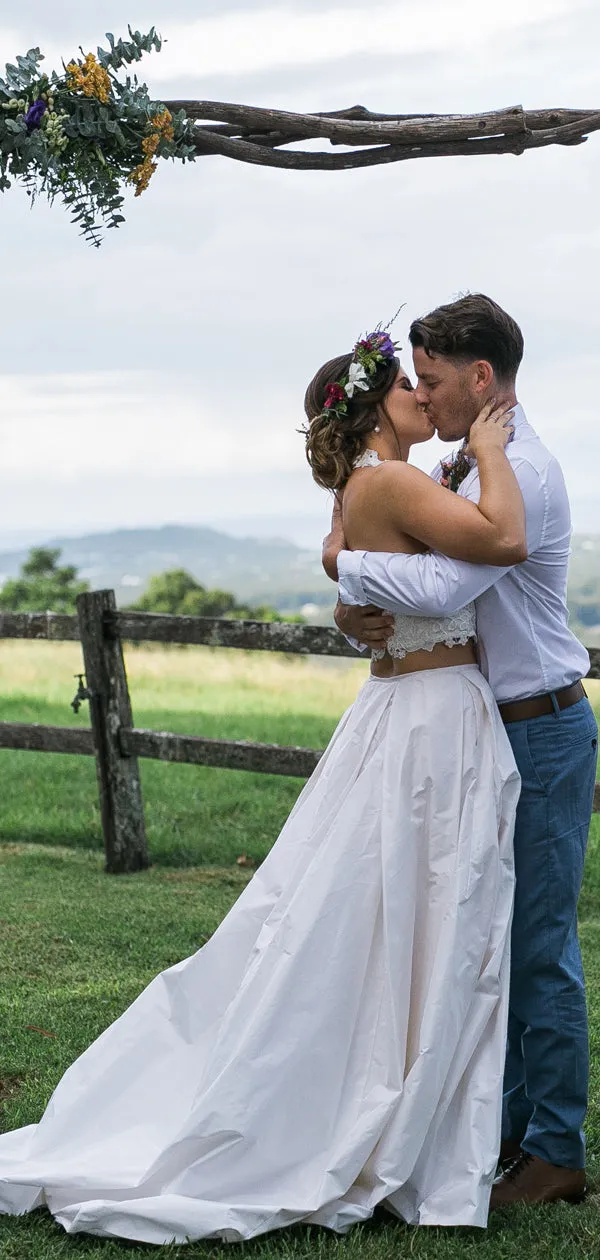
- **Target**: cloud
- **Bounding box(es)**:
[1,0,582,82]
[0,1,598,541]
[0,371,306,475]
[135,0,581,79]
[0,356,594,536]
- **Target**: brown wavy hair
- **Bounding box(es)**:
[409,294,523,384]
[303,353,399,491]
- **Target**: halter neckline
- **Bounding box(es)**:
[352,448,390,470]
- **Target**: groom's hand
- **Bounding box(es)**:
[334,601,394,647]
[322,492,346,581]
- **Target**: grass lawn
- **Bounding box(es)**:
[0,641,372,867]
[1,642,599,1259]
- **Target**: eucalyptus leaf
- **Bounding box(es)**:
[0,27,193,245]
[4,69,24,92]
[16,55,37,80]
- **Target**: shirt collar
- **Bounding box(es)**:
[510,402,539,443]
[511,401,527,432]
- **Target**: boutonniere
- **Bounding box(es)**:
[440,443,474,493]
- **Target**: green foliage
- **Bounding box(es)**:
[127,567,305,622]
[567,538,600,647]
[0,546,89,613]
[96,29,164,73]
[0,27,197,245]
[128,568,207,615]
[570,575,600,634]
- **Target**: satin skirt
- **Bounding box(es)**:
[0,664,520,1243]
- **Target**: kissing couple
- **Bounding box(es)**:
[0,294,596,1243]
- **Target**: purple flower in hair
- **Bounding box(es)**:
[24,99,47,131]
[367,331,396,360]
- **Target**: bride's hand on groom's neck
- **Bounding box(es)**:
[322,492,346,582]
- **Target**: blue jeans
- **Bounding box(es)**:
[502,695,598,1168]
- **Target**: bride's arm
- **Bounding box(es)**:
[377,402,527,566]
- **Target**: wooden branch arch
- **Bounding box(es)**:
[4,31,600,245]
[162,102,600,170]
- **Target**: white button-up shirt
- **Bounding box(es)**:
[337,404,590,703]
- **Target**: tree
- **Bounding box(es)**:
[128,568,304,622]
[0,547,89,613]
[127,569,205,615]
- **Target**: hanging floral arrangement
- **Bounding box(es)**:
[0,27,196,246]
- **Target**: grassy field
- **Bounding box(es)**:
[1,641,599,1260]
[0,641,372,867]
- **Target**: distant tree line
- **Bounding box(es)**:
[570,582,600,628]
[3,546,597,642]
[126,568,304,622]
[568,578,600,647]
[0,548,89,614]
[0,548,304,623]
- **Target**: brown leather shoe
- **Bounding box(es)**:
[490,1150,586,1210]
[498,1138,522,1168]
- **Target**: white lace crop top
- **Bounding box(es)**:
[351,448,477,661]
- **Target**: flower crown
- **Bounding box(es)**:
[319,325,401,422]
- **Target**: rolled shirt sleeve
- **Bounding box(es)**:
[337,548,369,606]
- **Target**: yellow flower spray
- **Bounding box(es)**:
[128,108,174,196]
[66,53,111,105]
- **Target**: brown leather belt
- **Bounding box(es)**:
[498,680,586,725]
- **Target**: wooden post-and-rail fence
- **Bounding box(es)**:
[1,589,599,874]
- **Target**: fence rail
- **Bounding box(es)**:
[0,722,94,755]
[0,609,362,656]
[1,594,598,872]
[0,611,80,640]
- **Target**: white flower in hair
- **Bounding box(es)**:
[344,361,370,397]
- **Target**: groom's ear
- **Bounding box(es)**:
[471,359,494,395]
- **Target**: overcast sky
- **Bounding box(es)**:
[0,0,599,549]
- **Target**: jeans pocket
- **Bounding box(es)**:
[525,719,598,819]
[521,724,551,794]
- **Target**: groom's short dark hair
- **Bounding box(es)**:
[409,294,524,384]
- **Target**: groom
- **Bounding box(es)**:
[322,294,598,1208]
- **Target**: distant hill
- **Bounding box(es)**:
[0,514,330,555]
[0,524,333,616]
[0,525,597,637]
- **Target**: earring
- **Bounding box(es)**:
[374,425,381,433]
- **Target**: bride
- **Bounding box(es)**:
[0,328,522,1243]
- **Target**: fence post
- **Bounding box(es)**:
[77,589,148,874]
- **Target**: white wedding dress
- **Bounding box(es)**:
[0,494,520,1243]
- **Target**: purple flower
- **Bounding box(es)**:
[379,334,397,359]
[366,331,396,360]
[24,99,47,131]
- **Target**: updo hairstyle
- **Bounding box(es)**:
[303,353,399,491]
